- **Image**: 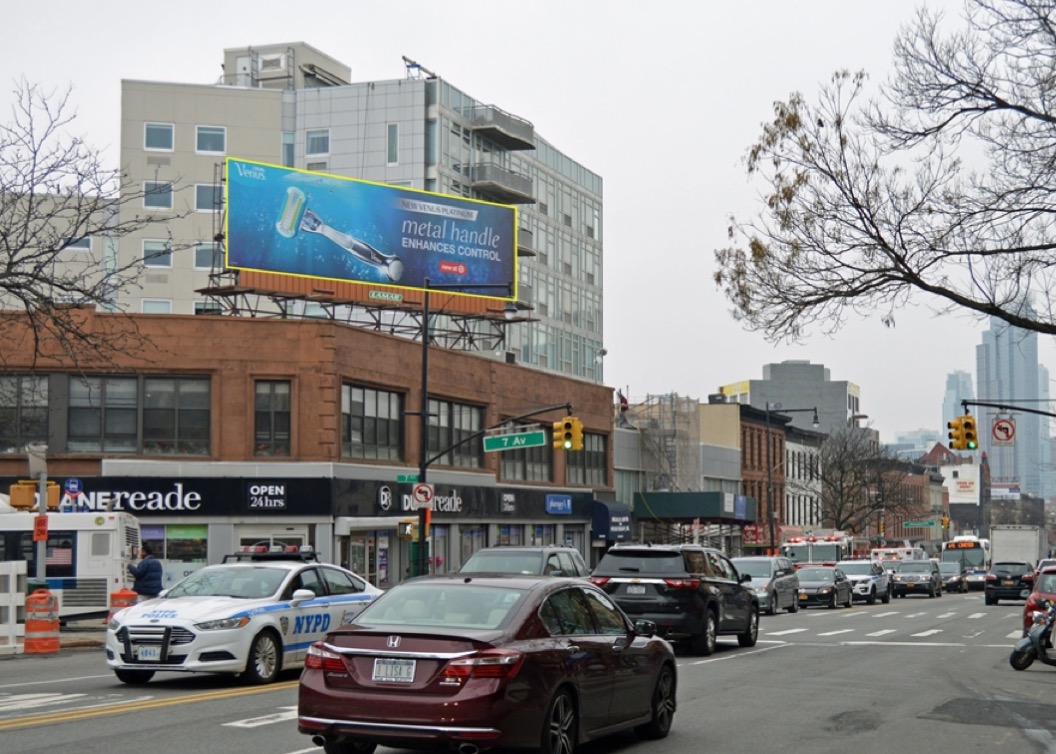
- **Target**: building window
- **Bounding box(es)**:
[195,184,221,212]
[255,380,291,456]
[143,240,172,268]
[144,181,173,210]
[500,434,552,482]
[63,236,91,251]
[68,376,138,452]
[144,123,173,151]
[306,129,329,155]
[567,432,607,486]
[387,123,399,165]
[141,299,172,314]
[194,300,223,315]
[194,242,222,270]
[282,132,294,167]
[428,399,483,468]
[143,377,210,455]
[0,375,48,453]
[196,125,226,154]
[306,162,327,172]
[342,384,403,460]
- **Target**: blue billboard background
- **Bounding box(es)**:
[225,158,517,299]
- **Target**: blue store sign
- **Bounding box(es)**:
[545,494,572,515]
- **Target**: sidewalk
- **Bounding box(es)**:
[61,618,107,649]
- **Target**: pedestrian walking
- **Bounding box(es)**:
[128,543,163,601]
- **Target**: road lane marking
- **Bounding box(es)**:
[764,628,809,636]
[873,612,900,617]
[817,629,854,636]
[967,613,987,619]
[0,680,298,732]
[911,629,943,637]
[865,629,897,637]
[224,705,298,728]
[0,693,89,712]
[937,612,956,618]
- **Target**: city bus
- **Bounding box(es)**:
[0,510,141,620]
[941,537,991,591]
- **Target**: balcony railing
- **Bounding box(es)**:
[470,162,535,205]
[471,106,535,151]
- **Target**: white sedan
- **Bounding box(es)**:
[106,551,381,685]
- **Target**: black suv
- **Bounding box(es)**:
[458,546,591,578]
[985,560,1035,605]
[589,543,759,655]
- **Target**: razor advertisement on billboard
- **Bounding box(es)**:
[225,158,517,300]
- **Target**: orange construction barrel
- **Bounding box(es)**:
[106,588,139,624]
[25,589,60,654]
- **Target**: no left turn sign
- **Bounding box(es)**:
[992,418,1016,445]
[412,483,435,508]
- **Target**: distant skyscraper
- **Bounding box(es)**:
[943,371,974,431]
[976,312,1045,497]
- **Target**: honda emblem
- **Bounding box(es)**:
[387,635,401,648]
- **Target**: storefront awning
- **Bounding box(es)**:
[592,501,632,541]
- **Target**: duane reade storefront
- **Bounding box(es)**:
[5,473,599,591]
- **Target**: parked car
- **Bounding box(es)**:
[1023,566,1056,633]
[891,559,943,598]
[985,560,1035,605]
[939,561,969,594]
[106,549,382,685]
[731,555,800,615]
[835,560,891,604]
[796,566,854,609]
[458,545,590,578]
[297,574,677,754]
[1033,558,1056,583]
[589,543,759,656]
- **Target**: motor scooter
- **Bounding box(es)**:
[1010,599,1056,671]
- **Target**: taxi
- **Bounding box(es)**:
[106,548,382,685]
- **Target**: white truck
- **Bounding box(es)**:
[989,524,1048,568]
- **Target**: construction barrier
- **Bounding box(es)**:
[106,588,138,625]
[24,589,60,654]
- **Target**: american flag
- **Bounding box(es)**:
[46,548,72,566]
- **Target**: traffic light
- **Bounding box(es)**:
[962,415,978,450]
[948,416,966,450]
[569,417,584,451]
[553,418,574,450]
[942,515,950,530]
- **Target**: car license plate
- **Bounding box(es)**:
[372,657,416,683]
[626,585,646,595]
[799,591,807,599]
[1003,579,1014,586]
[136,646,161,662]
[907,583,914,588]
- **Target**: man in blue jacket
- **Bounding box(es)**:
[128,543,164,601]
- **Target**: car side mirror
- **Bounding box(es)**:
[633,619,658,637]
[740,573,752,584]
[291,588,315,606]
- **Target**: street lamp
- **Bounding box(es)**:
[764,403,820,555]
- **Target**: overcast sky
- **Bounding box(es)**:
[3,0,1033,443]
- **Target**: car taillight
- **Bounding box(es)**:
[663,578,701,589]
[305,642,345,671]
[986,573,997,582]
[443,648,524,679]
[589,576,610,587]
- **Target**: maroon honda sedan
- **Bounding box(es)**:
[298,574,677,754]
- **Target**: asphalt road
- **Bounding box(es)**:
[2,591,1055,754]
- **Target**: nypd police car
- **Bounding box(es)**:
[106,549,381,685]
[835,560,892,604]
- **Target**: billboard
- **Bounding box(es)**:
[225,158,517,300]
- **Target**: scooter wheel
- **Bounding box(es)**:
[1010,648,1036,671]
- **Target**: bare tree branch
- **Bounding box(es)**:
[715,0,1056,343]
